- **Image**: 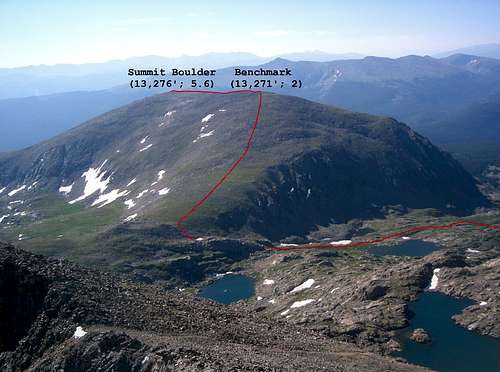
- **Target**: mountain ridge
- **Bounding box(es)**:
[0,91,489,246]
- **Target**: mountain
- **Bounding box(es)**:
[5,53,500,152]
[0,51,363,100]
[0,92,488,252]
[435,43,500,60]
[0,53,268,100]
[0,243,425,371]
[419,92,500,144]
[217,55,500,135]
[0,87,151,151]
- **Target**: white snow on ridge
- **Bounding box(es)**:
[59,184,73,195]
[290,279,315,293]
[165,111,175,117]
[263,279,275,285]
[290,299,315,308]
[124,214,137,222]
[0,187,6,194]
[199,130,214,138]
[330,240,352,246]
[158,187,170,196]
[157,170,166,180]
[140,136,149,144]
[69,161,110,204]
[91,189,129,208]
[8,185,26,197]
[73,326,87,339]
[466,248,481,253]
[0,215,10,223]
[124,199,136,209]
[139,144,153,152]
[218,109,227,112]
[201,114,215,123]
[27,181,38,190]
[137,190,149,198]
[126,178,137,187]
[428,268,441,290]
[193,130,215,143]
[479,301,488,306]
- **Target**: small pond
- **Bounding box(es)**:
[394,291,500,371]
[367,239,442,257]
[199,274,255,304]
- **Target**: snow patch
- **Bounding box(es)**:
[73,326,87,339]
[126,178,137,187]
[280,309,290,316]
[466,248,480,253]
[428,268,441,290]
[402,236,410,240]
[124,214,137,222]
[193,130,215,143]
[0,187,6,194]
[69,161,110,204]
[257,296,263,301]
[157,170,166,180]
[92,189,129,207]
[158,187,170,196]
[263,279,275,285]
[201,114,215,123]
[330,240,352,246]
[59,184,73,195]
[290,279,315,293]
[137,190,149,198]
[290,299,315,308]
[140,136,149,144]
[0,215,10,223]
[268,299,276,304]
[8,185,26,197]
[479,301,487,306]
[139,144,153,152]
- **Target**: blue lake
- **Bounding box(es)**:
[199,274,255,304]
[367,239,442,257]
[394,292,500,371]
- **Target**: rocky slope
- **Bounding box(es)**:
[0,242,427,371]
[239,228,500,353]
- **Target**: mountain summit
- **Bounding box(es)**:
[0,92,488,242]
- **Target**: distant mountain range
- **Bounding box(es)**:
[0,51,364,100]
[435,43,500,60]
[0,93,488,252]
[1,52,499,152]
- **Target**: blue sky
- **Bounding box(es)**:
[1,0,499,67]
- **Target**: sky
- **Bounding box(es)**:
[1,0,500,67]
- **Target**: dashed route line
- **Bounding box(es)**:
[172,90,498,250]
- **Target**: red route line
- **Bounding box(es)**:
[173,89,263,240]
[171,89,498,249]
[271,220,500,251]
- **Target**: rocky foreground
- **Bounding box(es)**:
[0,242,427,371]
